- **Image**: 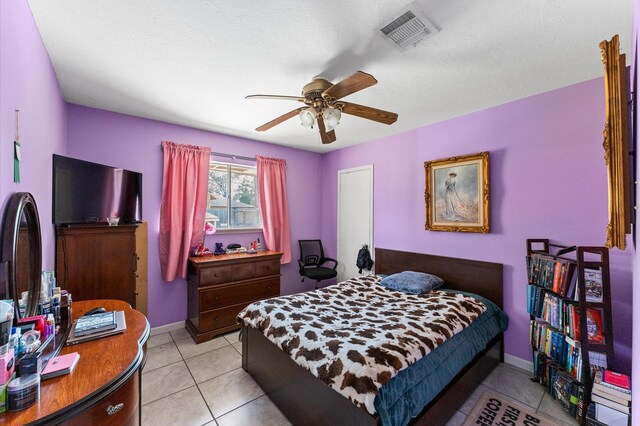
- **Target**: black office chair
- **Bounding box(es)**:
[298,240,338,289]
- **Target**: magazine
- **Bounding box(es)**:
[584,269,603,303]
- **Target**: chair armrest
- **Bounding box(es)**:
[297,259,306,275]
[320,257,338,270]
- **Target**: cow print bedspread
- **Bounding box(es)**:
[238,275,486,415]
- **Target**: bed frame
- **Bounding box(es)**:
[242,248,504,426]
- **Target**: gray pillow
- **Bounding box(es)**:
[379,271,444,294]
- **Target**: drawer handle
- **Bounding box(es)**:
[214,317,219,321]
[215,297,219,301]
[107,403,124,416]
[267,286,272,291]
[214,273,219,277]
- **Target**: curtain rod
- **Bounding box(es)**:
[159,145,255,161]
[211,152,256,162]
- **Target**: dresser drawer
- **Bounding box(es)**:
[200,304,248,331]
[200,277,280,310]
[255,259,280,277]
[200,265,232,286]
[64,372,139,426]
[232,262,256,281]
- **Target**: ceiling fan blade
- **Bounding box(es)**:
[323,71,378,100]
[328,129,337,143]
[246,94,305,102]
[255,107,305,132]
[340,102,398,125]
[317,117,336,144]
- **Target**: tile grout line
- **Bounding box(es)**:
[182,331,248,424]
[214,393,268,422]
[142,383,199,408]
[141,359,199,406]
[142,354,184,374]
[179,335,217,425]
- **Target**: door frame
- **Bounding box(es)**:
[337,165,374,282]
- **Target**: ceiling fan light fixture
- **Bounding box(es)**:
[323,107,341,131]
[299,107,317,130]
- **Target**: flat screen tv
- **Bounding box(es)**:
[52,154,142,225]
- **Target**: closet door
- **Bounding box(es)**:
[337,165,373,282]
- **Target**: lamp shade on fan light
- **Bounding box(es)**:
[323,107,341,131]
[299,108,316,130]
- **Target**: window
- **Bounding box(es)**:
[207,161,261,231]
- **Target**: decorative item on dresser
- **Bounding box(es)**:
[187,251,282,343]
[526,239,616,425]
[55,223,148,314]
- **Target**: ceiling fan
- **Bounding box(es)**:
[245,71,398,144]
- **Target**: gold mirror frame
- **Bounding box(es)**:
[600,35,630,250]
[424,151,490,233]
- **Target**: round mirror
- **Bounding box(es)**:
[1,192,42,319]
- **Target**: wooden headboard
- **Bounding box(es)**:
[375,248,504,309]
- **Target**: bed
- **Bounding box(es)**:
[240,248,506,426]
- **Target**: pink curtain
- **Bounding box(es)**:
[257,156,292,264]
[159,141,211,281]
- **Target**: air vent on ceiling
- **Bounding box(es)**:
[377,3,440,51]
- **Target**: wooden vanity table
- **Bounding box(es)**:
[0,299,149,425]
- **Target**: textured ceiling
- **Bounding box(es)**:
[28,0,631,153]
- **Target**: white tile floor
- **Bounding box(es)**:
[142,330,575,426]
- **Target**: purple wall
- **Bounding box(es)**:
[0,0,67,271]
[66,105,323,327]
[631,0,639,419]
[320,77,634,371]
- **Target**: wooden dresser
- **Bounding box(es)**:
[186,251,282,343]
[1,299,149,425]
[55,224,148,314]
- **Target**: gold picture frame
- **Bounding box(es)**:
[600,34,630,250]
[425,151,490,233]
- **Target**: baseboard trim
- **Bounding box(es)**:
[150,321,185,336]
[504,353,533,373]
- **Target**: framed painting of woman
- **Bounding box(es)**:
[424,151,490,233]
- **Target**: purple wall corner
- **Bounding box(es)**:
[0,0,67,272]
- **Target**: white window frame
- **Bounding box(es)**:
[207,160,262,233]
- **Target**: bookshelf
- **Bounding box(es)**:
[526,239,616,425]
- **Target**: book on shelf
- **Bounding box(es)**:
[570,305,581,340]
[592,387,631,406]
[575,384,586,424]
[585,308,605,344]
[41,352,80,379]
[552,261,563,293]
[588,351,608,369]
[603,369,630,390]
[526,254,577,298]
[584,268,604,303]
[593,369,631,397]
[563,263,578,300]
[73,311,117,337]
[552,372,575,414]
[586,403,629,426]
[590,394,630,414]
